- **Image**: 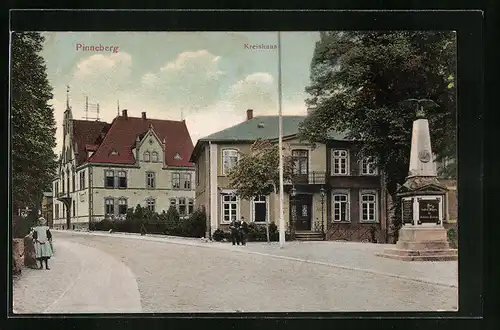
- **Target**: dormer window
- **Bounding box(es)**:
[174,153,182,160]
[151,151,158,162]
[144,151,150,162]
[110,149,119,156]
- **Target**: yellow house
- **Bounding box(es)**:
[190,109,380,241]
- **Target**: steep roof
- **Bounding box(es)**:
[88,115,194,167]
[72,120,111,166]
[189,115,349,161]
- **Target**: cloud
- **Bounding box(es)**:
[72,52,134,100]
[227,72,278,113]
[138,50,225,112]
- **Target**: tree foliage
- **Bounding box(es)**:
[299,31,457,235]
[11,32,57,212]
[227,139,296,200]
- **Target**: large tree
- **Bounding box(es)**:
[299,31,456,236]
[228,139,295,200]
[11,32,57,215]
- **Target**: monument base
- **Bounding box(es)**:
[377,226,458,261]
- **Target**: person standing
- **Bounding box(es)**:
[32,217,53,270]
[229,216,241,246]
[239,216,249,245]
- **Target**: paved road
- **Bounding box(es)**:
[13,231,458,313]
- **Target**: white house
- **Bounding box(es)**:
[52,105,195,230]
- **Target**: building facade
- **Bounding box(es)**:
[52,106,195,230]
[190,109,387,242]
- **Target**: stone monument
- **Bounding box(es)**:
[377,105,457,261]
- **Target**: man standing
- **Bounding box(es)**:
[229,216,241,246]
[239,216,249,245]
[32,217,53,270]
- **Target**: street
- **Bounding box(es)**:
[13,231,458,313]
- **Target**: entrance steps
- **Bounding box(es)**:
[294,231,324,241]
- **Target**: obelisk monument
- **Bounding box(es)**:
[378,106,457,261]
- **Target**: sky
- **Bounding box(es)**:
[40,32,320,154]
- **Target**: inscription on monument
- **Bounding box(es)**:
[402,199,414,224]
[418,199,440,224]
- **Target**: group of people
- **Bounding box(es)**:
[229,216,249,246]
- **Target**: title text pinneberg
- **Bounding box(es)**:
[76,43,120,53]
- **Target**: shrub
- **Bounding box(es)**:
[94,218,113,231]
[165,207,181,234]
[181,209,207,238]
[447,227,458,249]
[12,213,35,238]
[213,228,225,241]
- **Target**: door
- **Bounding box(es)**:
[291,194,312,231]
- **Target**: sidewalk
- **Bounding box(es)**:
[54,230,458,288]
[13,238,142,314]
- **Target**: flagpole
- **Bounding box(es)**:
[277,31,285,248]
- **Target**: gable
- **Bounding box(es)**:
[88,114,194,167]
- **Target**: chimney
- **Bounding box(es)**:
[142,111,147,120]
[122,109,128,118]
[246,109,253,120]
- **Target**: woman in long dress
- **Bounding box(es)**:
[32,217,53,270]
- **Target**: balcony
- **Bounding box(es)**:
[286,171,327,185]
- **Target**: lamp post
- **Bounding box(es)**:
[290,186,297,240]
[320,186,326,240]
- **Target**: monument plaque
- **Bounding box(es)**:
[402,199,414,224]
[418,199,440,224]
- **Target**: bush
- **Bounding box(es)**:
[165,207,182,235]
[447,227,458,249]
[181,209,207,238]
[12,214,34,238]
[213,228,225,241]
[94,218,113,231]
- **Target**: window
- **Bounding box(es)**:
[332,149,349,175]
[151,151,158,162]
[146,172,156,188]
[169,198,177,210]
[146,198,155,212]
[253,195,267,223]
[332,192,350,222]
[105,198,114,216]
[105,170,114,188]
[222,193,238,222]
[62,173,65,193]
[72,172,76,192]
[144,151,150,162]
[178,197,187,216]
[54,182,59,197]
[118,171,127,188]
[222,149,239,175]
[292,150,309,175]
[188,199,194,215]
[360,192,377,222]
[182,173,191,189]
[118,198,127,215]
[80,171,85,189]
[360,157,377,175]
[55,204,59,219]
[72,200,76,216]
[172,173,180,189]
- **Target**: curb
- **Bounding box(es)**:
[54,230,457,289]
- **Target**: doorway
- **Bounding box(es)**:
[290,194,312,231]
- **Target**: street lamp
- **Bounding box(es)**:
[320,186,326,240]
[290,186,297,240]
